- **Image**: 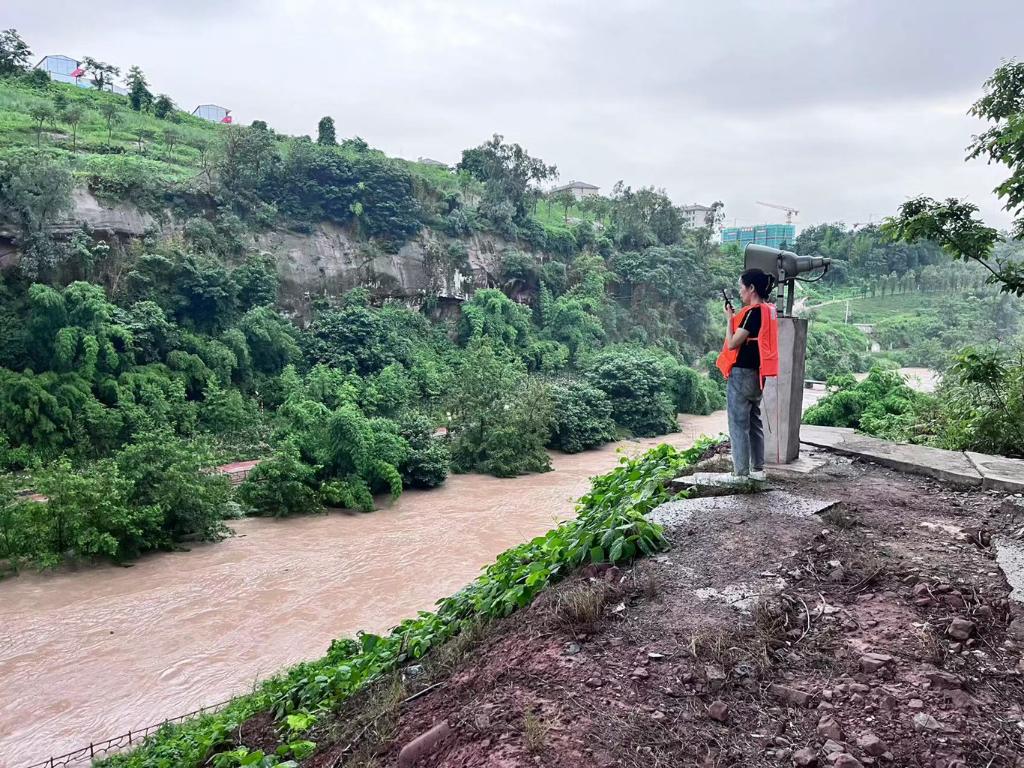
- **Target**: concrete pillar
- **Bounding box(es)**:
[762,317,807,464]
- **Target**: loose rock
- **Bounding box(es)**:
[946,618,975,641]
[856,732,887,757]
[817,715,843,741]
[398,721,453,768]
[770,684,812,707]
[913,712,944,732]
[793,746,818,766]
[859,653,894,673]
[708,700,729,722]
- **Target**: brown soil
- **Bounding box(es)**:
[239,457,1024,767]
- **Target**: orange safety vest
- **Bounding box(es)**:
[716,303,779,388]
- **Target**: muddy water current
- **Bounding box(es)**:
[0,414,726,767]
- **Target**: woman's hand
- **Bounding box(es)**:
[723,304,734,320]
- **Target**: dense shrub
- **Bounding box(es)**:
[804,320,872,381]
[584,347,677,437]
[397,412,450,489]
[803,368,927,440]
[238,443,320,517]
[665,361,725,415]
[0,434,230,567]
[546,377,616,453]
[930,347,1024,457]
[448,342,553,477]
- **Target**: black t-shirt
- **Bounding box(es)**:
[734,306,761,369]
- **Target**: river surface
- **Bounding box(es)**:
[0,414,727,767]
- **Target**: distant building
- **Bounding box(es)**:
[720,223,796,251]
[417,157,449,168]
[550,180,600,200]
[34,55,127,94]
[681,204,714,229]
[192,104,233,123]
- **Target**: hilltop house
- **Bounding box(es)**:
[192,104,233,123]
[550,180,600,200]
[417,157,449,168]
[34,55,128,95]
[681,204,714,228]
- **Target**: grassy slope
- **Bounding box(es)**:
[807,292,934,324]
[0,77,463,201]
[0,78,223,176]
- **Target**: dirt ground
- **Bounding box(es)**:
[250,453,1024,768]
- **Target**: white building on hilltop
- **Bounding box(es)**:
[681,204,715,229]
[192,104,233,123]
[550,180,600,200]
[34,55,127,95]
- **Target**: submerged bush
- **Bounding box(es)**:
[546,377,616,453]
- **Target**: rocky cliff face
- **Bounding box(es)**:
[3,187,541,313]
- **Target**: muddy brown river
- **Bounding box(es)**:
[0,413,726,767]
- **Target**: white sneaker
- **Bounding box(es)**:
[749,470,767,482]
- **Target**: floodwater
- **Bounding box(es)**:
[0,413,726,767]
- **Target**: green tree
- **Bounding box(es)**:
[584,347,677,437]
[884,61,1024,297]
[546,377,616,453]
[125,65,153,111]
[396,411,450,489]
[317,115,337,145]
[551,189,575,224]
[458,134,557,226]
[163,128,180,154]
[609,183,684,249]
[234,253,278,309]
[238,442,320,517]
[458,288,533,350]
[81,57,120,91]
[62,105,84,151]
[447,342,553,477]
[0,149,73,272]
[98,102,120,141]
[28,102,53,146]
[114,432,230,546]
[152,94,174,119]
[0,29,31,75]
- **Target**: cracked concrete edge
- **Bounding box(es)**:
[799,427,983,488]
[965,451,1024,494]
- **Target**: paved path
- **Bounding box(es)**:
[801,425,1024,493]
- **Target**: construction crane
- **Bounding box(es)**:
[755,201,799,225]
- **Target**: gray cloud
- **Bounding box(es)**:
[8,0,1022,229]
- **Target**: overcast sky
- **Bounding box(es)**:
[8,0,1023,230]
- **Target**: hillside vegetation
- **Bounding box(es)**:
[804,60,1024,456]
[0,35,732,571]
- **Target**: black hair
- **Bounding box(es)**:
[740,268,775,300]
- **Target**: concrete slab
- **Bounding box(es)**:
[799,425,856,449]
[649,491,840,529]
[669,471,766,496]
[766,447,831,477]
[966,452,1024,494]
[995,538,1024,604]
[800,427,982,488]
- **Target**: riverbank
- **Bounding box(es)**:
[293,454,1024,766]
[0,413,725,767]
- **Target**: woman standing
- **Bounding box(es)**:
[716,269,779,481]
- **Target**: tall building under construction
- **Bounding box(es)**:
[720,223,796,250]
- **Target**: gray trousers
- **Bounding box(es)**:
[727,367,764,476]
